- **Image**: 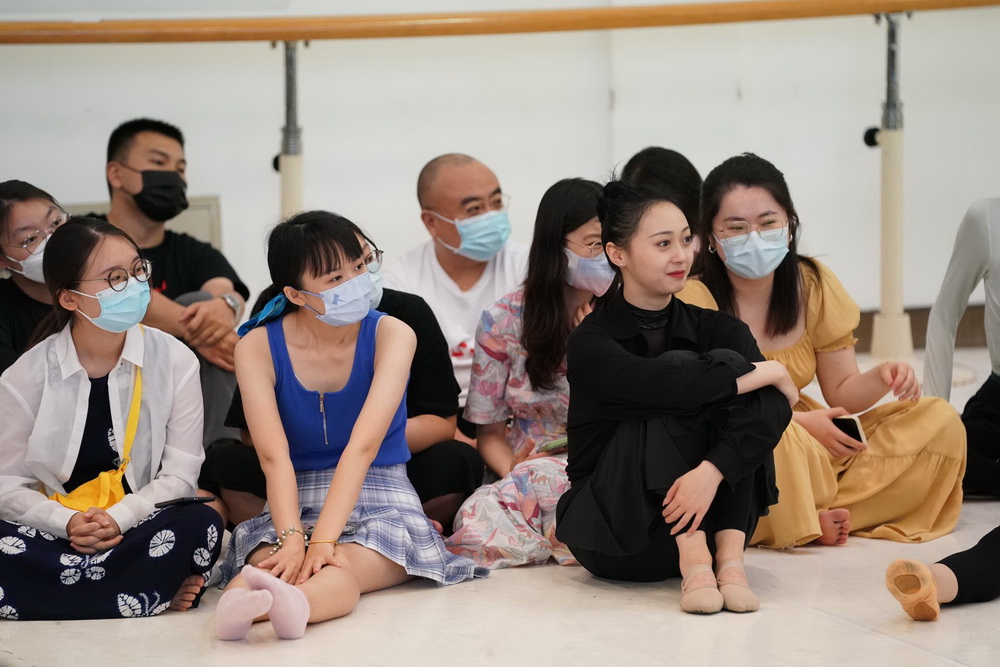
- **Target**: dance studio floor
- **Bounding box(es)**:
[3,349,998,666]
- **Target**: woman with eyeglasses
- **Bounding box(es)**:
[0,217,223,620]
[215,211,484,641]
[680,153,966,549]
[445,178,609,568]
[0,180,69,373]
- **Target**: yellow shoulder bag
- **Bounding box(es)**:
[49,364,143,512]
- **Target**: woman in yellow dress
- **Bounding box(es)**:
[680,153,966,548]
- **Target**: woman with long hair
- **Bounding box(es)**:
[682,153,966,548]
[446,178,613,568]
[555,180,794,614]
[0,217,222,620]
[215,211,484,641]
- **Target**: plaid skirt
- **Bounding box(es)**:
[221,463,488,585]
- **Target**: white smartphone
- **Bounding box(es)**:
[832,415,867,445]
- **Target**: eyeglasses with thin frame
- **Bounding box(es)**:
[565,238,605,259]
[714,219,788,246]
[11,211,70,255]
[77,258,153,293]
[365,248,384,273]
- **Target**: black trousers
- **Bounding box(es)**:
[961,373,1000,496]
[569,471,758,583]
[939,524,1000,605]
[200,439,483,505]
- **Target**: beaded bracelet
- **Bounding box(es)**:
[269,526,304,555]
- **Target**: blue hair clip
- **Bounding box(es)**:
[237,293,289,337]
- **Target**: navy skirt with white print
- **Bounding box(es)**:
[222,463,488,585]
[0,504,223,621]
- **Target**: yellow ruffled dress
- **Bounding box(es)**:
[678,261,966,547]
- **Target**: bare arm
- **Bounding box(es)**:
[816,347,918,414]
[405,413,458,454]
[142,290,187,337]
[477,421,514,477]
[236,328,305,582]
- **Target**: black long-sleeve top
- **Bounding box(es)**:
[565,290,778,486]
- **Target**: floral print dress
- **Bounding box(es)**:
[445,289,577,568]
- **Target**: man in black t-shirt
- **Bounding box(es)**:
[101,118,250,449]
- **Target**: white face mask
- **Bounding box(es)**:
[301,272,373,327]
[563,247,615,296]
[4,236,48,284]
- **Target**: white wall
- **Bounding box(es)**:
[1,1,998,309]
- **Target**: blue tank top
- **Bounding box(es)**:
[266,311,410,470]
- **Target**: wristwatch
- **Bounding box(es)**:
[220,292,241,317]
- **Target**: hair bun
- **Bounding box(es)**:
[597,180,628,222]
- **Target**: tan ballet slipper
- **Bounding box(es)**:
[715,561,760,613]
[680,563,724,614]
[885,559,940,622]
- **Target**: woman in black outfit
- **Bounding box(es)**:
[555,181,796,614]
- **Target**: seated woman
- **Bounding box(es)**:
[924,197,1000,496]
[621,146,703,256]
[0,180,65,373]
[216,211,485,641]
[0,217,222,621]
[680,153,966,548]
[886,525,1000,621]
[446,178,611,568]
[201,222,483,531]
[555,181,795,615]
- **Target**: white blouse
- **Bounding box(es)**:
[0,323,204,539]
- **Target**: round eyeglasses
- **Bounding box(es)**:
[77,258,153,293]
[714,220,788,246]
[565,238,605,258]
[365,248,384,273]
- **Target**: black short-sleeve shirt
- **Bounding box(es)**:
[0,279,51,373]
[225,286,460,429]
[89,215,248,302]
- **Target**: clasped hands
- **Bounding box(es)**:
[66,508,122,554]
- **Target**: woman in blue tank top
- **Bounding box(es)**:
[216,211,485,641]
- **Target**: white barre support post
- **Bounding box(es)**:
[870,13,913,362]
[279,40,303,219]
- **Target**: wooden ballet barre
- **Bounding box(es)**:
[2,0,999,45]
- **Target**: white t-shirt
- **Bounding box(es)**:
[384,240,528,403]
[925,197,1000,399]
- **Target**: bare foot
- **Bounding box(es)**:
[168,575,206,611]
[814,508,851,546]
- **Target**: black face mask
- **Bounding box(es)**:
[126,169,189,222]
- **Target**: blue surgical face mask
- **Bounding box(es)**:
[368,264,384,309]
[70,278,151,333]
[301,272,372,327]
[431,208,511,262]
[714,227,790,280]
[563,247,615,297]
